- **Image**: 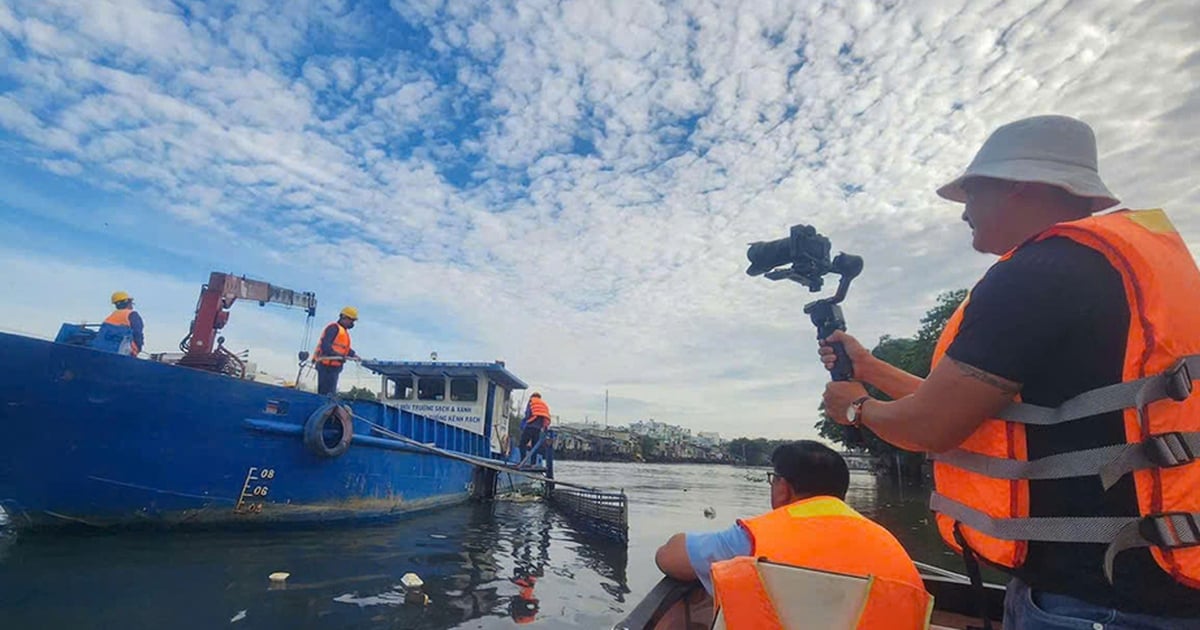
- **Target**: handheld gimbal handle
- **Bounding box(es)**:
[826,342,854,382]
[806,300,863,443]
[808,302,853,381]
[801,252,863,382]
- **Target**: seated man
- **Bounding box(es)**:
[655,441,929,627]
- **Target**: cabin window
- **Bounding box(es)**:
[449,377,478,402]
[418,376,446,401]
[386,377,414,400]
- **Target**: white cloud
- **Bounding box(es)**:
[39,158,81,176]
[0,0,1197,439]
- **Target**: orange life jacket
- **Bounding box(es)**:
[527,397,550,427]
[711,495,932,629]
[930,209,1200,588]
[103,308,140,355]
[313,323,352,366]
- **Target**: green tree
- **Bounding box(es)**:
[507,396,526,444]
[342,386,378,401]
[815,289,968,482]
[638,435,661,461]
[723,437,786,466]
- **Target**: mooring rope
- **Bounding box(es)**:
[344,408,620,494]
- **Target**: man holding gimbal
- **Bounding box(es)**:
[822,115,1200,627]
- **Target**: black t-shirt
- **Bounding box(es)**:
[946,236,1200,618]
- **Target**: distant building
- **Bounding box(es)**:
[554,425,636,460]
[560,420,605,431]
[554,418,729,464]
[557,429,595,454]
[630,419,691,441]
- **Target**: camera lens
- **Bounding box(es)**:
[746,237,791,276]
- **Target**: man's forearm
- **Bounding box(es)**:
[831,354,1020,455]
[858,356,924,399]
[860,358,1017,453]
[858,397,932,452]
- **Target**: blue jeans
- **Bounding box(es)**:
[1004,578,1200,629]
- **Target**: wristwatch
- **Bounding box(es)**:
[846,396,871,427]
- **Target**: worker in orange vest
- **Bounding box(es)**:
[822,115,1200,626]
[518,392,551,465]
[654,441,929,628]
[103,291,144,356]
[313,306,360,396]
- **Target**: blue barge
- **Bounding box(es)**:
[0,272,533,531]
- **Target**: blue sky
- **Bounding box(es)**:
[1,0,1198,439]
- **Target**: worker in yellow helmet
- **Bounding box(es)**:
[312,306,360,396]
[103,291,144,356]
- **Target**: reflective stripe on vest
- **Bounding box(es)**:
[711,557,785,630]
[929,209,1200,587]
[103,309,139,355]
[314,323,351,365]
[712,496,930,629]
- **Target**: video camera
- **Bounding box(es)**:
[746,224,864,383]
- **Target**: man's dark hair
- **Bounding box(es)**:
[771,440,850,499]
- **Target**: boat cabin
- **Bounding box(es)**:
[362,360,527,456]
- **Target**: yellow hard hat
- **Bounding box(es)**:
[111,291,132,304]
[340,306,359,320]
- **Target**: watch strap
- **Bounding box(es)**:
[849,396,870,426]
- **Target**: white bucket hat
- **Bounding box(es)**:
[936,115,1119,213]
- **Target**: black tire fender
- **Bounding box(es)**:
[303,402,353,458]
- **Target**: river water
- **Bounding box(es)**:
[0,462,964,629]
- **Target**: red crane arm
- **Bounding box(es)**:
[183,271,318,358]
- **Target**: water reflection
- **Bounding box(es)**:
[0,498,631,629]
[1,462,977,628]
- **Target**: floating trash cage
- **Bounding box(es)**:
[549,486,629,543]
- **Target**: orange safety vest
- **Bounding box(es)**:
[103,309,140,355]
[929,209,1200,588]
[527,397,551,427]
[313,323,352,366]
[711,495,932,629]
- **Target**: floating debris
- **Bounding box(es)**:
[703,507,716,519]
[401,572,427,605]
[268,572,290,591]
[400,573,424,589]
[230,610,247,623]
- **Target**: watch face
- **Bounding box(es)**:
[846,403,857,424]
